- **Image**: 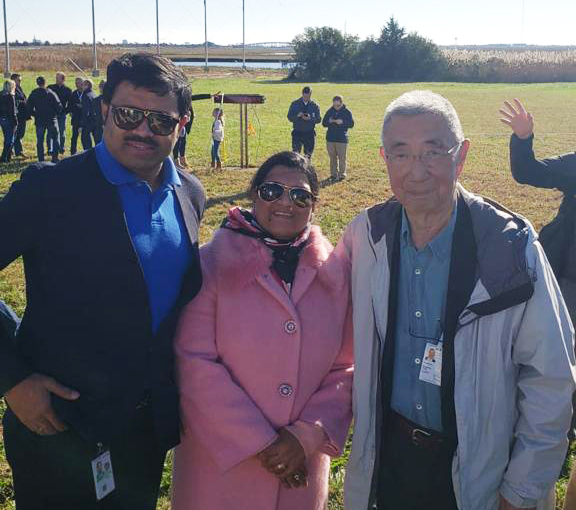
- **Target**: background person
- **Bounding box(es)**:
[0,80,18,163]
[287,86,321,159]
[94,80,106,144]
[68,77,84,155]
[48,72,72,156]
[322,95,354,181]
[0,52,205,510]
[172,151,353,510]
[211,107,224,169]
[11,73,27,158]
[173,91,219,169]
[500,98,576,323]
[80,78,98,150]
[25,75,62,163]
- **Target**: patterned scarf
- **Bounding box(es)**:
[221,207,310,287]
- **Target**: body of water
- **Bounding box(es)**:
[175,60,294,70]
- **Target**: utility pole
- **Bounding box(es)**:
[520,0,526,44]
[91,0,99,76]
[204,0,208,71]
[156,0,160,55]
[242,0,246,69]
[2,0,9,78]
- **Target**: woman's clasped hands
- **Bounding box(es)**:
[257,428,309,489]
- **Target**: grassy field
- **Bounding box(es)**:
[0,72,575,509]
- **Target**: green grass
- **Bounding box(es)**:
[1,73,576,509]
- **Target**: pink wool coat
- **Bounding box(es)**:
[171,225,353,510]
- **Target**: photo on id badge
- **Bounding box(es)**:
[419,340,442,387]
[92,449,115,500]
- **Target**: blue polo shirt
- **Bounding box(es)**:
[95,142,192,333]
[390,205,457,432]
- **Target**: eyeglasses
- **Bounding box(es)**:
[110,106,180,136]
[257,182,316,208]
[385,143,461,166]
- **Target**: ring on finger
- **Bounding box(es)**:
[276,463,286,471]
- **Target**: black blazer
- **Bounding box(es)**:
[0,149,205,450]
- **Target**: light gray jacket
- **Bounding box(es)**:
[339,185,576,510]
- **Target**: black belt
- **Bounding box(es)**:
[388,411,444,449]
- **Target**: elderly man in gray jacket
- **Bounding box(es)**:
[338,90,575,510]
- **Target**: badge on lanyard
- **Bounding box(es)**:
[91,444,116,501]
[419,342,442,386]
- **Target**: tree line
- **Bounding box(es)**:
[290,18,447,82]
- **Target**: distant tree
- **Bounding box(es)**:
[292,27,359,81]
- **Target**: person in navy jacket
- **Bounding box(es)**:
[0,52,205,510]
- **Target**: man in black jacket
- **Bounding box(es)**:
[26,76,62,163]
[10,73,27,158]
[322,95,355,181]
[0,52,205,510]
[287,86,321,159]
[48,72,73,156]
[69,77,84,155]
[81,78,99,150]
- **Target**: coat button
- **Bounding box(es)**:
[278,384,293,397]
[284,320,297,334]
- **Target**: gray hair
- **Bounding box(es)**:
[380,90,464,146]
[2,79,15,95]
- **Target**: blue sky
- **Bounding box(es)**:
[5,0,576,46]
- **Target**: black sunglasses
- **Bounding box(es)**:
[257,181,316,208]
[110,106,180,136]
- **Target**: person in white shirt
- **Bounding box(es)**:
[211,108,224,170]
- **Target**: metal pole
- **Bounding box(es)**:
[242,0,246,69]
[239,104,244,167]
[2,0,9,78]
[91,0,99,76]
[244,104,248,167]
[520,0,525,44]
[204,0,208,71]
[156,0,160,55]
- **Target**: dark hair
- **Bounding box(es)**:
[10,73,20,81]
[103,52,192,117]
[248,151,319,197]
[333,95,343,102]
[302,86,311,94]
[36,76,45,86]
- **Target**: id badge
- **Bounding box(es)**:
[91,448,115,501]
[418,342,442,386]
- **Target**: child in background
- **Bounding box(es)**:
[211,108,224,169]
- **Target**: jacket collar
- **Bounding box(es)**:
[207,224,346,296]
[366,183,535,316]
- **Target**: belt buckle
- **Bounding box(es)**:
[411,427,431,446]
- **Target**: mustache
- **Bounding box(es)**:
[123,136,158,148]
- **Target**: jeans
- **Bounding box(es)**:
[0,117,17,160]
[81,124,97,150]
[35,120,59,161]
[173,135,187,159]
[211,139,221,163]
[48,113,67,154]
[14,118,26,155]
[70,123,81,155]
[291,130,315,158]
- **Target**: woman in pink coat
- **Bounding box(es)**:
[172,151,353,510]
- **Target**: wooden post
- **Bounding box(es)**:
[239,104,244,168]
[244,104,249,167]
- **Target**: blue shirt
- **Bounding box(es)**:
[95,142,192,333]
[390,205,457,432]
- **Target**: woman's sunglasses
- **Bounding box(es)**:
[110,106,180,136]
[257,181,316,208]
